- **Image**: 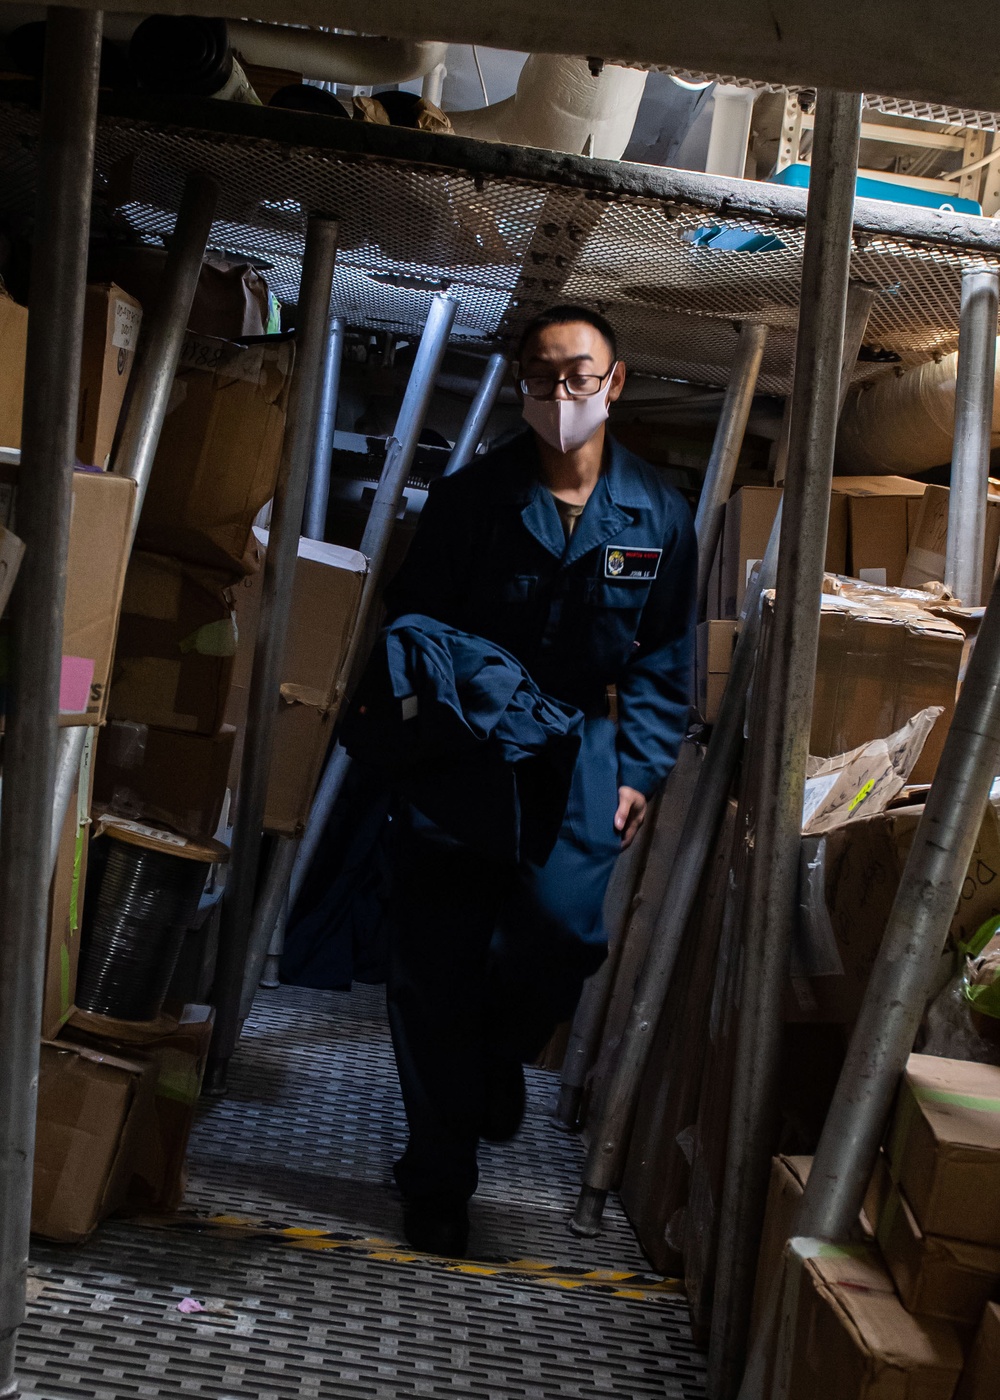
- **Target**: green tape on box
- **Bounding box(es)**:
[69,818,84,932]
[915,1085,1000,1113]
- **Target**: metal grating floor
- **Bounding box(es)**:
[20,984,708,1400]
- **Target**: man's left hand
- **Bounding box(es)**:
[614,786,647,849]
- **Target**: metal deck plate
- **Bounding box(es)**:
[20,985,708,1399]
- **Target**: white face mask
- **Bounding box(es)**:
[522,371,616,453]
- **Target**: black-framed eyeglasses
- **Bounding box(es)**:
[518,364,617,400]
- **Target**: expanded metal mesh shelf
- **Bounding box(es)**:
[1,88,999,394]
[21,984,708,1400]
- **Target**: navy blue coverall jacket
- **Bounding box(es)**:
[385,430,696,797]
[381,431,697,1201]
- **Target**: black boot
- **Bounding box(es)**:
[481,1058,526,1143]
[401,1194,470,1257]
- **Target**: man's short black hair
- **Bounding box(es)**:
[517,305,618,365]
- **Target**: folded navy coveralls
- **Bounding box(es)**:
[378,431,697,1202]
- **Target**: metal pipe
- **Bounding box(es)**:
[205,216,340,1096]
[945,267,999,606]
[288,742,352,913]
[0,12,101,1395]
[238,833,296,1019]
[261,896,287,989]
[444,352,508,476]
[48,724,87,880]
[554,814,656,1131]
[238,296,457,1004]
[570,273,875,1239]
[707,90,863,1400]
[749,533,1000,1400]
[303,315,344,541]
[111,172,218,542]
[694,322,769,619]
[571,494,782,1237]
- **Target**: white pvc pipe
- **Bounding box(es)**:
[449,54,648,160]
[705,84,756,178]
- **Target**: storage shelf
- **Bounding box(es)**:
[1,86,998,394]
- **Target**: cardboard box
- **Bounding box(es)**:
[720,486,781,619]
[784,1240,964,1400]
[696,620,734,722]
[63,470,137,726]
[876,1175,1000,1324]
[0,292,28,450]
[956,1302,1000,1400]
[750,1156,881,1393]
[63,1003,214,1214]
[110,551,238,735]
[94,721,234,841]
[902,483,1000,605]
[0,285,142,462]
[77,284,142,469]
[226,529,366,834]
[42,728,95,1039]
[135,334,294,573]
[720,484,855,619]
[832,475,927,588]
[770,595,963,786]
[32,1040,156,1242]
[886,1054,1000,1248]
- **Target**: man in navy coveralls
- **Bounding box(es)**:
[383,305,697,1254]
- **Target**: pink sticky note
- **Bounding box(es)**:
[59,656,94,715]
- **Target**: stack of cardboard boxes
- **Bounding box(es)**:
[696,477,997,776]
[93,332,296,842]
[752,1054,1000,1400]
[0,284,145,1040]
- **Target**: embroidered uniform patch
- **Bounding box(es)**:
[605,546,662,580]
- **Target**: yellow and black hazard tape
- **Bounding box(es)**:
[138,1213,683,1303]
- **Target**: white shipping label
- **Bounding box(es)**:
[112,300,141,352]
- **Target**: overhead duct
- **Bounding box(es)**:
[0,8,448,87]
[837,345,1000,472]
[449,54,648,160]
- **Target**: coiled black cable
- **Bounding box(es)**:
[77,836,207,1021]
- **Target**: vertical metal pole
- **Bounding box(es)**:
[444,351,508,476]
[237,296,457,1010]
[0,11,102,1395]
[303,315,344,541]
[260,896,288,989]
[205,216,340,1095]
[694,322,768,618]
[707,90,862,1400]
[111,173,219,543]
[945,267,999,606]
